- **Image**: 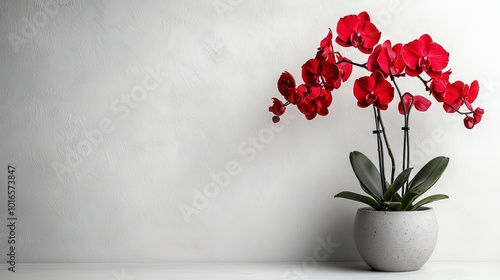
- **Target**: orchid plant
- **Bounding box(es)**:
[268,11,484,211]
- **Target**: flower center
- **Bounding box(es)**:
[351,33,363,47]
[366,92,377,104]
[418,56,431,71]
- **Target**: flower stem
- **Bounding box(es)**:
[377,109,396,184]
[442,102,474,115]
[336,59,368,69]
[372,106,387,194]
[390,73,411,195]
[417,75,431,91]
[403,122,411,194]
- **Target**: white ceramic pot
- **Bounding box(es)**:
[354,207,438,272]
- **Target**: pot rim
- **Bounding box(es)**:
[357,206,433,213]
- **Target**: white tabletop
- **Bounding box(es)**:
[1,262,499,279]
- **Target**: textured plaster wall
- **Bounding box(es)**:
[0,0,499,262]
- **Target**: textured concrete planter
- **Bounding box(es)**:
[354,207,438,272]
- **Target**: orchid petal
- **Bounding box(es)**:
[413,95,432,112]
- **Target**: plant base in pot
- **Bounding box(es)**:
[354,207,438,272]
[335,152,449,272]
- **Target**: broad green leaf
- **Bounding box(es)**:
[408,156,449,193]
[384,201,403,211]
[349,151,383,202]
[392,192,402,202]
[334,191,382,210]
[401,192,420,210]
[401,157,449,210]
[383,168,413,201]
[410,194,449,210]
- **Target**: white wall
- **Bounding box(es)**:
[0,0,499,262]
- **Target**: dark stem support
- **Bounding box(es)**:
[377,109,396,184]
[390,73,411,195]
[336,59,368,69]
[417,75,431,91]
[372,106,387,194]
[442,101,474,115]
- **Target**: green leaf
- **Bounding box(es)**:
[383,167,413,201]
[392,192,402,202]
[408,156,449,194]
[401,157,449,210]
[410,194,449,210]
[349,151,383,202]
[334,191,382,210]
[401,192,421,210]
[384,201,403,211]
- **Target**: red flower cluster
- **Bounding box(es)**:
[269,29,353,122]
[269,11,484,129]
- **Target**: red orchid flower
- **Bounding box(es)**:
[269,97,286,115]
[368,40,405,77]
[334,54,353,89]
[473,107,484,124]
[296,85,333,120]
[277,71,296,96]
[443,80,479,113]
[335,11,381,54]
[318,29,334,58]
[463,116,474,129]
[353,71,394,110]
[302,58,339,91]
[277,71,303,104]
[402,34,449,78]
[429,70,452,102]
[464,107,484,129]
[398,92,431,115]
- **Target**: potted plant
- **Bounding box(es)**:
[268,11,484,271]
